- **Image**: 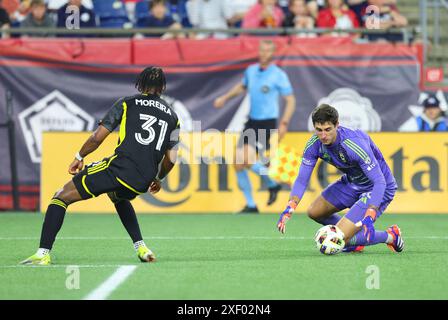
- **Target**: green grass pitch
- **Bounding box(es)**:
[1,212,448,300]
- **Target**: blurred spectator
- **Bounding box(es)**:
[121,0,138,23]
[305,0,319,19]
[0,0,11,26]
[282,0,315,36]
[0,0,11,38]
[316,0,359,31]
[399,96,448,132]
[47,0,92,11]
[242,0,285,29]
[1,0,20,16]
[56,0,96,30]
[165,0,191,27]
[9,0,31,26]
[227,0,257,27]
[277,0,288,12]
[186,0,233,39]
[20,0,55,36]
[355,0,407,42]
[137,0,184,39]
[278,0,318,18]
[347,0,378,25]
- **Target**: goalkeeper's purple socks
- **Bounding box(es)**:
[236,170,256,208]
[348,230,389,246]
[250,162,277,188]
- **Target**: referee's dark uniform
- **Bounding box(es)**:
[73,94,180,201]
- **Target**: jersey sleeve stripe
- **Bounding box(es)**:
[117,102,128,148]
[343,139,369,161]
[345,139,369,159]
[304,135,318,153]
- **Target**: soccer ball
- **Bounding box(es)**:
[314,225,345,255]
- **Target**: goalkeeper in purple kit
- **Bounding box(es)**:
[277,104,404,253]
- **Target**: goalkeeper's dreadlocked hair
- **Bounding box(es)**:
[135,66,166,96]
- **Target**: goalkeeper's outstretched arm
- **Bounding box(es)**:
[277,160,316,233]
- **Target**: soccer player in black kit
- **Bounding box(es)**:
[20,67,180,265]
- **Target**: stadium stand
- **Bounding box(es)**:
[92,0,130,28]
[242,0,285,28]
[134,0,149,25]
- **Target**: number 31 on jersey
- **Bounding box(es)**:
[135,113,168,151]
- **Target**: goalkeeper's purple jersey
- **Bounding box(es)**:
[291,126,397,208]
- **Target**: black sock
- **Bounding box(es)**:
[39,200,68,250]
[115,200,143,243]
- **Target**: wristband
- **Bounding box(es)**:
[155,175,165,183]
[75,152,83,161]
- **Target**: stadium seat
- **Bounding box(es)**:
[93,0,129,19]
[100,18,131,28]
[134,0,191,28]
[93,0,130,28]
[135,0,150,25]
[168,0,191,27]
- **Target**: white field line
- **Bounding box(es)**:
[0,264,139,269]
[83,265,138,300]
[0,236,307,240]
[0,236,448,240]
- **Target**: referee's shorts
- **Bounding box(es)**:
[237,118,277,154]
[72,155,140,202]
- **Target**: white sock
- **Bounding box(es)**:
[134,240,146,250]
[386,233,393,244]
[36,248,50,258]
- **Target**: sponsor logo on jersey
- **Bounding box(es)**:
[339,151,347,163]
[302,158,313,166]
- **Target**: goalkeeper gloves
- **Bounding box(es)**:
[355,208,377,243]
[277,200,298,234]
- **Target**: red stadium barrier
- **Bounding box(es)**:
[0,36,423,68]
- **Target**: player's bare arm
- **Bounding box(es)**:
[278,94,296,141]
[149,148,178,194]
[68,125,111,175]
[213,83,246,108]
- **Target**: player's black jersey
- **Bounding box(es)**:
[99,93,180,192]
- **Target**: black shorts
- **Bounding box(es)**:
[237,118,277,153]
[72,155,141,201]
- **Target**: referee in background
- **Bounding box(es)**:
[214,40,296,213]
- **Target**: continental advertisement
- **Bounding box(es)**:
[41,132,448,214]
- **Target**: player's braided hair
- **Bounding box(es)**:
[312,104,339,126]
[135,66,166,96]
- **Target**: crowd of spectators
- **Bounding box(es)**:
[0,0,408,41]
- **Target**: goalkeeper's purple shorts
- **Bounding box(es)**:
[321,176,397,224]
